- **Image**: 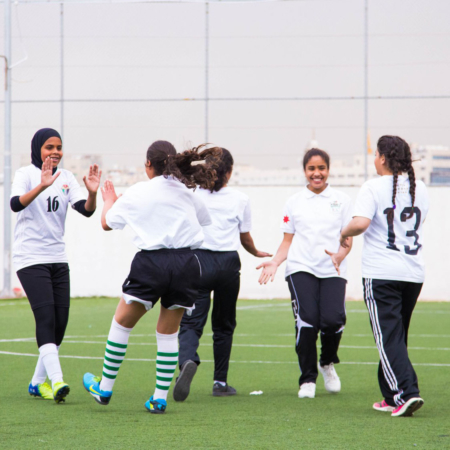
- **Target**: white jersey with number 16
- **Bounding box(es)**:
[353,175,429,283]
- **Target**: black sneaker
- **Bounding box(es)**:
[212,382,237,397]
[173,360,197,402]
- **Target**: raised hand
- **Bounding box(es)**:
[325,249,342,276]
[83,164,102,194]
[101,180,119,203]
[41,157,61,187]
[256,260,278,285]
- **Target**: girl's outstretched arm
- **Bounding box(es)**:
[256,233,294,285]
[240,232,272,258]
[101,180,119,231]
[340,217,371,247]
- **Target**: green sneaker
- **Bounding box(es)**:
[53,382,70,404]
[28,382,54,400]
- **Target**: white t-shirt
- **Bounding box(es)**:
[11,164,85,271]
[106,176,212,250]
[195,187,252,251]
[353,175,429,283]
[280,186,352,279]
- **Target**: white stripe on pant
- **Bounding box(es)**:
[364,278,405,406]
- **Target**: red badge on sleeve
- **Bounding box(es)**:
[283,216,290,223]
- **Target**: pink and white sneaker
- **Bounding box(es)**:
[373,400,395,412]
[391,397,424,417]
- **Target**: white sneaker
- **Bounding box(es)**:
[298,382,316,398]
[318,363,341,393]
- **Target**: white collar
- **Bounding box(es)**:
[303,185,332,199]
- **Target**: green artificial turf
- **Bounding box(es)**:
[0,298,449,449]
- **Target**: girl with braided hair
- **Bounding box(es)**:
[83,140,221,414]
[340,135,429,417]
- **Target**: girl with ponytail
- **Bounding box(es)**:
[173,148,271,401]
[340,135,429,417]
[82,141,220,415]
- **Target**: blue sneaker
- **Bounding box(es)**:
[83,373,112,406]
[28,382,53,400]
[145,396,167,414]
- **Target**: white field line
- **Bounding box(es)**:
[1,350,450,367]
[59,342,450,351]
[3,337,450,352]
[64,333,450,339]
[1,301,450,315]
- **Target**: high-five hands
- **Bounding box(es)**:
[41,157,61,188]
[83,164,102,194]
[101,180,119,203]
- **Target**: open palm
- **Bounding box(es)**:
[41,157,60,187]
[83,164,102,194]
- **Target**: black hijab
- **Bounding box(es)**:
[31,128,62,172]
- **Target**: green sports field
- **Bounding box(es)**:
[1,298,449,449]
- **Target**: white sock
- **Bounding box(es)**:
[153,331,178,401]
[31,345,61,386]
[100,317,132,393]
[39,343,63,388]
[31,354,47,386]
[214,381,226,386]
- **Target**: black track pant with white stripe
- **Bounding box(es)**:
[287,271,346,386]
[178,250,241,382]
[363,278,423,407]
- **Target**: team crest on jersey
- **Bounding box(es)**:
[62,184,70,195]
[330,200,342,213]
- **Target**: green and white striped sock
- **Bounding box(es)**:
[153,331,178,401]
[100,317,132,392]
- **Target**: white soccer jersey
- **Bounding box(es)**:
[11,164,85,271]
[280,186,352,279]
[195,187,252,251]
[353,175,429,283]
[106,176,212,250]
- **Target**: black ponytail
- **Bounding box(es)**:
[210,148,233,192]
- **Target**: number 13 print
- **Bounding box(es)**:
[383,207,422,255]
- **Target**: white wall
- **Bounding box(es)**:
[1,185,449,300]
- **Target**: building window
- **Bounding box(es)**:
[432,155,450,160]
[431,173,450,185]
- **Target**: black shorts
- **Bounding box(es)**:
[16,263,70,311]
[122,248,201,312]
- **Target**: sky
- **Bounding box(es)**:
[0,0,449,172]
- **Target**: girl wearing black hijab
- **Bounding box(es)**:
[10,128,101,403]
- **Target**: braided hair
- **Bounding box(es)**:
[377,135,416,219]
[146,141,221,191]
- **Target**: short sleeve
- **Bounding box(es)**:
[353,183,377,220]
[105,195,130,230]
[341,196,353,230]
[68,172,85,206]
[280,200,295,234]
[11,169,30,197]
[192,193,212,227]
[239,198,252,233]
